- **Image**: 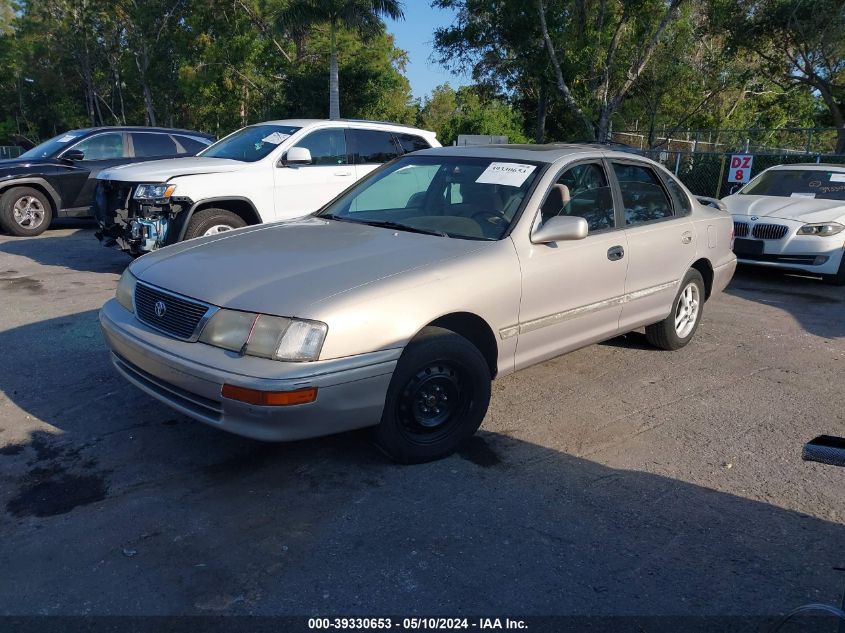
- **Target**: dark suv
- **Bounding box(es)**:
[0,126,214,236]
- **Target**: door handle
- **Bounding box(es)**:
[334,171,352,176]
[607,245,625,261]
[681,231,693,244]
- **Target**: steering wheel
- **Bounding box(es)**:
[470,210,509,227]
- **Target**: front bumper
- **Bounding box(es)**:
[732,216,845,275]
[99,299,398,441]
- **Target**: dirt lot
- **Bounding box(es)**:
[0,222,843,617]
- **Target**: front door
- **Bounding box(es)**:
[609,160,695,330]
[55,132,130,210]
[273,127,352,220]
[513,161,628,370]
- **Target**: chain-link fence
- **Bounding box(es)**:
[639,150,845,198]
[0,146,23,159]
[612,127,843,155]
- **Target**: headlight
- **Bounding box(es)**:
[199,309,327,361]
[797,222,844,237]
[134,183,176,201]
[115,269,137,312]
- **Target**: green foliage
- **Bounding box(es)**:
[419,84,529,145]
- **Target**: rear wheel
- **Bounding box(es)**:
[645,269,705,350]
[0,186,53,236]
[374,327,491,464]
[183,208,246,241]
[822,254,845,286]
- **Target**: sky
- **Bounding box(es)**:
[384,2,471,102]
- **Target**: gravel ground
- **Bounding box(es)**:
[0,222,843,617]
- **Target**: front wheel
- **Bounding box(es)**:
[0,186,53,236]
[183,208,247,241]
[374,327,492,464]
[645,269,705,350]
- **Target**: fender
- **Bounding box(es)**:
[175,196,263,242]
[0,176,62,213]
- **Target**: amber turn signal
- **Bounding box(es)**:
[221,384,317,406]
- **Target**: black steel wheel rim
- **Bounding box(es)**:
[396,361,472,444]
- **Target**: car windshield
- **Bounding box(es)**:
[19,130,89,159]
[741,169,845,201]
[317,155,543,240]
[198,124,301,162]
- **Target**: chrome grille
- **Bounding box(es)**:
[733,221,749,237]
[135,283,210,340]
[751,223,788,240]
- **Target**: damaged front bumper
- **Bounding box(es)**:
[93,180,192,255]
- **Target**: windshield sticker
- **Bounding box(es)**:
[58,134,77,143]
[476,162,536,187]
[791,192,816,198]
[829,173,845,183]
[261,132,290,145]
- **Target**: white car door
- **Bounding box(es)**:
[273,126,352,220]
[347,128,403,182]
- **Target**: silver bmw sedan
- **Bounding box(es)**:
[100,144,736,463]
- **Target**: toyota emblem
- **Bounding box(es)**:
[154,300,167,318]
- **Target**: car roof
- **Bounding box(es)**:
[257,119,437,138]
[768,163,845,172]
[70,126,214,139]
[416,143,647,164]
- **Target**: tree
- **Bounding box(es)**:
[724,0,845,152]
[280,0,403,119]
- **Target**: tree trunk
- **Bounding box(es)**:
[596,108,611,142]
[535,83,547,144]
[329,20,340,120]
[837,126,845,155]
[141,80,156,126]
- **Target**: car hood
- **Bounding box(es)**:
[0,157,62,174]
[723,194,845,223]
[130,217,486,316]
[99,157,247,182]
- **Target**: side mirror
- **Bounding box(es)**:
[61,149,85,162]
[283,147,312,166]
[696,196,727,211]
[531,215,588,244]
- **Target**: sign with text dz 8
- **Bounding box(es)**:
[729,154,753,184]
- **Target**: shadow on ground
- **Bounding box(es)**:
[0,309,843,618]
[726,265,845,339]
[0,224,130,274]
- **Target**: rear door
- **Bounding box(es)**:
[610,159,694,330]
[55,131,130,210]
[348,128,402,181]
[272,126,351,220]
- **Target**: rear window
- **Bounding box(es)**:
[395,133,432,154]
[131,133,177,158]
[349,129,401,164]
[173,135,210,155]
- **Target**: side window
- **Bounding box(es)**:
[173,135,209,155]
[350,129,400,164]
[395,133,431,154]
[540,162,615,232]
[612,162,674,225]
[71,133,126,160]
[131,133,177,158]
[292,128,348,166]
[663,173,692,215]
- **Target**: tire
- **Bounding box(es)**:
[822,254,845,286]
[645,269,706,351]
[183,208,247,240]
[374,327,492,464]
[0,186,53,237]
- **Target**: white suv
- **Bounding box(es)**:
[93,119,440,255]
